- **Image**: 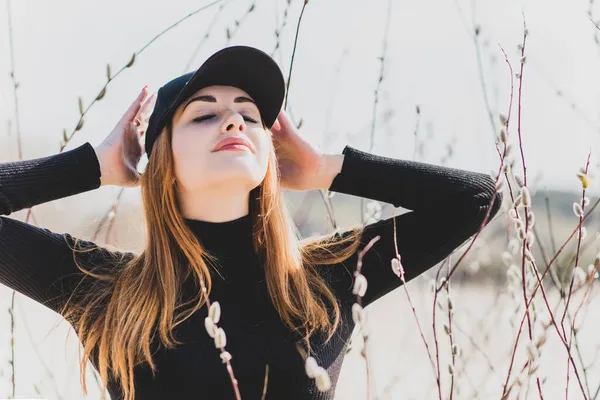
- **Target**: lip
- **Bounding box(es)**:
[212,136,254,153]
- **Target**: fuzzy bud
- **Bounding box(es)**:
[528,360,539,376]
[204,317,216,338]
[214,327,227,348]
[315,367,332,391]
[573,202,584,218]
[352,303,365,325]
[499,113,508,126]
[535,331,547,349]
[438,277,447,288]
[520,187,531,207]
[353,274,368,297]
[579,226,587,241]
[499,127,508,143]
[582,196,590,207]
[577,172,590,189]
[526,230,535,246]
[573,266,586,287]
[209,301,221,324]
[527,211,535,228]
[305,357,319,379]
[514,174,524,188]
[588,264,599,279]
[513,194,523,208]
[524,248,535,263]
[220,351,232,364]
[391,257,403,278]
[495,177,505,191]
[526,341,538,361]
[452,343,460,356]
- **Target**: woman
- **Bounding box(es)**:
[0,45,502,400]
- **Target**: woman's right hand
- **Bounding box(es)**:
[94,86,157,187]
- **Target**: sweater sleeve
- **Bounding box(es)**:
[0,143,118,315]
[0,142,102,215]
[323,145,503,308]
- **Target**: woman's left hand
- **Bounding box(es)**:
[271,110,324,191]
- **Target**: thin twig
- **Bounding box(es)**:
[283,0,309,111]
[563,152,591,397]
[360,0,392,225]
[62,0,225,150]
[225,1,256,45]
[271,0,292,57]
[261,364,269,400]
[181,2,229,73]
[432,265,445,400]
[7,1,23,396]
[509,19,544,398]
[199,281,241,399]
[391,217,437,378]
[353,235,381,400]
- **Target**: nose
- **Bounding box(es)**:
[220,111,246,134]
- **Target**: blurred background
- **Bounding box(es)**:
[2,0,600,398]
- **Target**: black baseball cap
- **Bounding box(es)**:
[144,45,286,157]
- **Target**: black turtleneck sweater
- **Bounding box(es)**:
[0,142,502,399]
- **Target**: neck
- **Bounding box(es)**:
[176,183,251,222]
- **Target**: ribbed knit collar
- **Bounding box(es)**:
[182,213,263,283]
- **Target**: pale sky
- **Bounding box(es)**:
[1,0,600,196]
[1,0,600,398]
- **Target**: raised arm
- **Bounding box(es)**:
[322,145,503,307]
[0,143,102,215]
[0,87,154,315]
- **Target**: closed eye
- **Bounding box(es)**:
[192,114,259,124]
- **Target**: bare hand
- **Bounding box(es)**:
[94,86,157,187]
[271,110,324,191]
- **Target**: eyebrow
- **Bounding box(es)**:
[181,94,256,113]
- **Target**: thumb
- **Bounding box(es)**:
[272,118,281,131]
[276,110,295,131]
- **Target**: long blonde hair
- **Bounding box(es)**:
[61,122,364,400]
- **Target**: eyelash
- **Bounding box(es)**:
[192,114,259,124]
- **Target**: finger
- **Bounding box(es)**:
[272,118,281,131]
[276,110,294,131]
[120,86,149,125]
[137,92,157,122]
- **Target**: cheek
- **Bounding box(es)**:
[254,135,272,170]
[171,128,211,184]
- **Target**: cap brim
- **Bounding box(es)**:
[169,46,285,129]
